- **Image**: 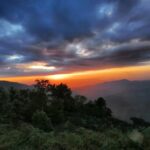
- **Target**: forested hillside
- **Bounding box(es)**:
[0,80,149,150]
[76,79,150,121]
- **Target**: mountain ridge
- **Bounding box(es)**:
[75,79,150,121]
[0,80,31,89]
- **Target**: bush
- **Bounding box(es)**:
[32,111,53,132]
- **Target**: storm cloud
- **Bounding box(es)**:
[0,0,150,76]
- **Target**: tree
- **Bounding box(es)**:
[74,95,87,111]
[95,97,106,108]
[29,90,48,112]
[50,83,75,116]
[51,83,72,99]
[32,111,53,131]
[0,88,8,115]
[95,97,112,118]
[84,97,112,118]
[30,80,52,112]
[47,97,65,125]
[7,88,22,125]
[34,80,52,92]
[130,117,150,128]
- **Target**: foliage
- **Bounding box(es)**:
[130,117,150,128]
[32,111,53,131]
[0,79,149,149]
[0,125,147,150]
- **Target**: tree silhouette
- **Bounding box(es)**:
[32,110,53,131]
[51,83,72,99]
[130,117,150,128]
[0,79,148,134]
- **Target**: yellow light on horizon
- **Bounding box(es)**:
[1,64,150,88]
[49,74,69,80]
[47,65,150,81]
[29,65,56,71]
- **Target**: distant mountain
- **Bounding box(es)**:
[75,79,150,122]
[0,81,30,89]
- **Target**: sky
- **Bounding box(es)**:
[0,0,150,88]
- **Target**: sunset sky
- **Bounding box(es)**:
[0,0,150,88]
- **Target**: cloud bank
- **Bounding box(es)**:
[0,0,150,76]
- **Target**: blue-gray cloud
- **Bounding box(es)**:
[0,0,150,76]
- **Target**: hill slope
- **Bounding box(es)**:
[0,81,30,89]
[76,79,150,121]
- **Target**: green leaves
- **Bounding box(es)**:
[32,111,53,132]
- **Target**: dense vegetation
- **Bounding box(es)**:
[0,80,149,150]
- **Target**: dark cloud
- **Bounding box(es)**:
[0,0,150,76]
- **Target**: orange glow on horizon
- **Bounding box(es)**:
[0,65,150,88]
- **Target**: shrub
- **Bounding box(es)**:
[32,111,53,132]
